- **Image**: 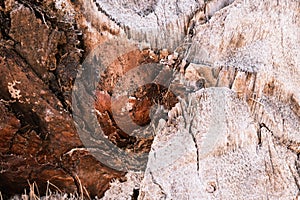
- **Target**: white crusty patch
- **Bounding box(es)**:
[7,80,22,100]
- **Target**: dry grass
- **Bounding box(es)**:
[4,178,93,200]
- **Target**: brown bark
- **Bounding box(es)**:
[0,0,125,198]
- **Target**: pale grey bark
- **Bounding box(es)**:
[99,0,300,199]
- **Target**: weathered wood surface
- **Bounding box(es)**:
[100,0,300,199]
[0,0,299,199]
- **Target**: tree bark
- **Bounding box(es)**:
[0,0,299,199]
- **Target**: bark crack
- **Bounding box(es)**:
[93,1,122,27]
[189,116,199,173]
[149,171,167,199]
[153,10,160,27]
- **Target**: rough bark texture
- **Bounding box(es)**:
[0,0,299,199]
[101,0,300,199]
[0,0,124,198]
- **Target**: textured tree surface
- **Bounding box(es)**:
[0,0,125,198]
[0,0,299,199]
